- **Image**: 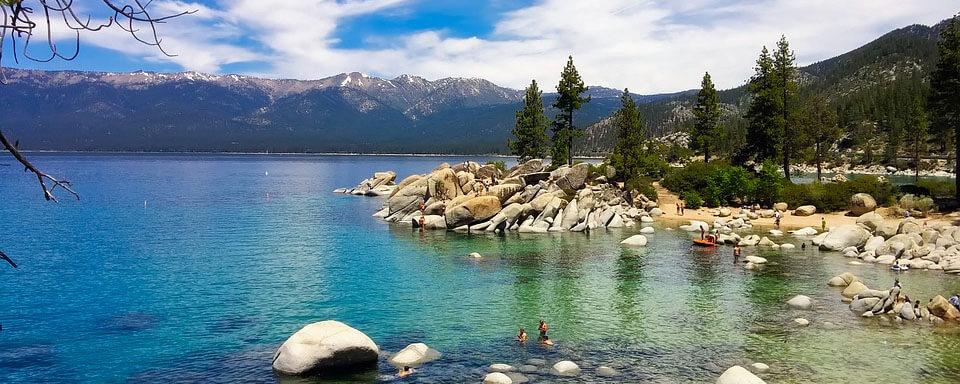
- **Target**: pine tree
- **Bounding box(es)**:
[909,95,929,183]
[929,16,960,201]
[691,72,721,162]
[608,89,666,181]
[508,80,550,162]
[772,35,799,181]
[798,94,840,181]
[740,47,781,165]
[551,56,590,166]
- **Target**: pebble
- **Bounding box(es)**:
[751,362,770,373]
[794,318,810,326]
[489,363,515,372]
[597,366,618,377]
[469,252,482,259]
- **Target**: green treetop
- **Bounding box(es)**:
[551,55,590,166]
[691,72,721,162]
[740,46,782,165]
[508,80,550,162]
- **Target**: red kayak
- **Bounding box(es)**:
[693,239,718,247]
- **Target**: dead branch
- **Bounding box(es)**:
[0,128,78,202]
[0,249,16,268]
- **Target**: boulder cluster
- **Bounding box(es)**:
[343,159,667,233]
[483,358,616,383]
[812,212,960,272]
[829,272,960,324]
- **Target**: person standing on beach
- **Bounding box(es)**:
[676,202,681,215]
[774,210,781,229]
[821,217,827,231]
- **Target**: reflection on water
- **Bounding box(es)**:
[1,154,960,383]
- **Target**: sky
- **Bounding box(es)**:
[2,0,957,93]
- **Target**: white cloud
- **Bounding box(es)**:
[69,0,960,92]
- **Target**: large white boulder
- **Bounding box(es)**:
[388,343,440,367]
[819,224,871,251]
[717,365,766,384]
[621,235,648,247]
[272,321,380,376]
[484,372,513,384]
[786,295,813,310]
[849,193,877,215]
[794,205,817,216]
[791,227,818,236]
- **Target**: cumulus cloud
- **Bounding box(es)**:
[76,0,960,92]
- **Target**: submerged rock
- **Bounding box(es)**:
[550,360,581,376]
[620,235,648,247]
[388,343,440,367]
[717,365,766,384]
[484,372,513,384]
[272,321,379,376]
[787,295,814,310]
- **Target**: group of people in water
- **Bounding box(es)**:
[517,319,554,346]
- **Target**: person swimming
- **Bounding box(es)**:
[398,366,414,378]
[538,319,553,345]
[517,328,528,343]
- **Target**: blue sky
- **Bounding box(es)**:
[2,0,957,92]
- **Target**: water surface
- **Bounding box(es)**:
[2,154,960,383]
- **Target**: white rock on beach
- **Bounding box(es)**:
[272,321,380,376]
[621,235,648,247]
[717,365,766,384]
[639,227,655,234]
[791,227,818,236]
[819,224,871,251]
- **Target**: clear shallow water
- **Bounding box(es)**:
[2,154,960,383]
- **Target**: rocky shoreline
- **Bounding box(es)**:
[790,163,955,178]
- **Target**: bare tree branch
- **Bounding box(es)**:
[0,249,16,268]
[0,128,79,202]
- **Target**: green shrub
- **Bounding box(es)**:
[682,191,704,209]
[782,175,898,213]
[486,160,507,173]
[900,194,936,214]
[626,176,658,202]
[662,160,781,207]
[915,178,955,199]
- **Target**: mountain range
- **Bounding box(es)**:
[0,17,950,155]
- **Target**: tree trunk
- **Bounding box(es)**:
[704,143,711,163]
[815,141,822,182]
[567,111,574,166]
[783,146,791,182]
[956,124,960,203]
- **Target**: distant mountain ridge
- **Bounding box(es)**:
[0,67,682,153]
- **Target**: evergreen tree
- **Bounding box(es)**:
[691,72,721,162]
[798,94,840,181]
[772,35,799,181]
[929,16,960,201]
[740,47,781,165]
[508,80,549,162]
[909,95,929,183]
[609,89,667,181]
[551,55,591,166]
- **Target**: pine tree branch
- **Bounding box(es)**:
[0,128,79,202]
[0,249,16,268]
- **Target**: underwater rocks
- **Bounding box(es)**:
[716,365,766,384]
[272,321,379,376]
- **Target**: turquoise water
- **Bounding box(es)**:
[3,154,960,383]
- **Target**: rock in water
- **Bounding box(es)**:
[717,365,766,384]
[786,295,813,310]
[928,295,960,321]
[272,321,379,376]
[849,193,877,215]
[793,318,810,326]
[550,361,581,376]
[444,196,502,228]
[794,205,817,216]
[620,235,648,247]
[791,227,818,236]
[484,372,513,384]
[388,343,440,367]
[819,224,871,251]
[489,363,515,372]
[850,297,881,314]
[597,366,618,377]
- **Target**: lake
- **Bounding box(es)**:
[3,153,960,383]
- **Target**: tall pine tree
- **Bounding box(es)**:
[772,35,799,181]
[508,80,549,162]
[798,94,840,182]
[740,46,781,165]
[691,72,721,162]
[608,89,667,181]
[929,16,960,201]
[551,56,590,166]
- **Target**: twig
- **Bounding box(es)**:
[0,249,16,268]
[0,128,79,202]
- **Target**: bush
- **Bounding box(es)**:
[682,191,703,209]
[782,175,898,213]
[915,178,955,199]
[662,160,781,207]
[900,194,936,215]
[486,160,507,173]
[626,176,658,202]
